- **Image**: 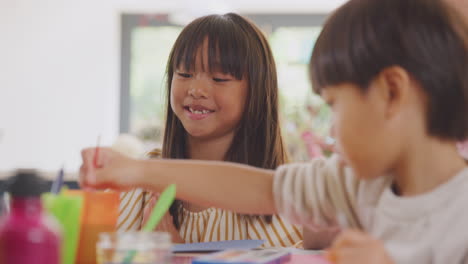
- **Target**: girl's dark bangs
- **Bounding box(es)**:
[172,16,247,80]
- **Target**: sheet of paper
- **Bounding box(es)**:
[172,240,265,253]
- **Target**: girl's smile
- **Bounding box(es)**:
[183,104,216,120]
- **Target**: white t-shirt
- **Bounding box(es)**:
[274,155,468,264]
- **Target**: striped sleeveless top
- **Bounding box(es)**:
[117,188,303,247]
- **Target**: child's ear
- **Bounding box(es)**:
[375,66,412,119]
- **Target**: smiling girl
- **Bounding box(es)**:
[117,13,302,247]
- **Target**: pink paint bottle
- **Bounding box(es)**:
[0,170,61,264]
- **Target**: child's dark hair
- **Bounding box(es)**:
[154,13,288,229]
[310,0,468,141]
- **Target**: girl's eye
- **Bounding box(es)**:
[213,78,230,82]
[178,73,192,78]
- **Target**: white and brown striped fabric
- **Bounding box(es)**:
[117,188,151,231]
[173,206,303,247]
[117,189,303,247]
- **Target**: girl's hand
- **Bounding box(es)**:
[326,230,394,264]
[303,226,340,250]
[142,194,185,243]
[79,147,142,190]
[155,212,185,244]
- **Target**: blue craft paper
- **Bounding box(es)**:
[172,240,265,252]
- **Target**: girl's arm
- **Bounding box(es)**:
[80,147,277,215]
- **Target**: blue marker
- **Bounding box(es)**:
[50,166,64,194]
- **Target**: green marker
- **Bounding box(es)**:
[123,184,176,263]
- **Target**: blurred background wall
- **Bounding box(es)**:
[0,0,346,178]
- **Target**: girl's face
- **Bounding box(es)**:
[170,41,248,141]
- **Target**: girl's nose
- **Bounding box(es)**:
[188,78,209,99]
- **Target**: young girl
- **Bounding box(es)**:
[116,13,302,247]
[80,0,468,262]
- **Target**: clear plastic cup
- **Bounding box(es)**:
[97,232,172,264]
